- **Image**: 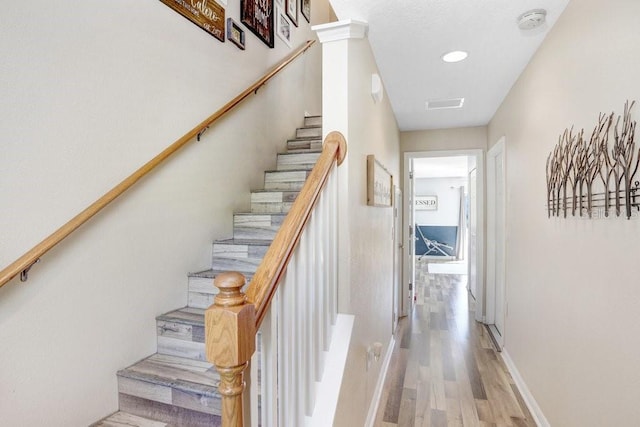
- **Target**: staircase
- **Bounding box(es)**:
[92,116,323,427]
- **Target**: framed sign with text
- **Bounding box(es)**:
[160,0,225,42]
[367,155,393,207]
[241,0,275,48]
[415,195,438,210]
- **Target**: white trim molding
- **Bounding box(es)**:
[312,19,369,43]
[501,349,550,427]
[364,335,396,427]
[306,314,355,427]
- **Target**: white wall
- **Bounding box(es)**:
[318,22,400,426]
[414,177,466,226]
[0,1,331,424]
[488,0,640,425]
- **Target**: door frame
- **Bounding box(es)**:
[403,149,485,322]
[486,137,506,348]
[392,185,403,330]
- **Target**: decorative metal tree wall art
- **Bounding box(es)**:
[546,101,640,219]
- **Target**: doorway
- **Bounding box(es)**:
[403,150,485,322]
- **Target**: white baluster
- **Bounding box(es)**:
[295,232,307,425]
[259,291,279,426]
[306,212,316,415]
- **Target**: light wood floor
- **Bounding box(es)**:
[374,260,535,427]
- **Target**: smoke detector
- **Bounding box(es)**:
[517,9,547,30]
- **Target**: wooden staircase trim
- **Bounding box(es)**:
[246,131,346,327]
[205,131,347,427]
[0,40,316,289]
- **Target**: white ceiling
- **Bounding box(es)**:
[328,0,570,131]
[414,156,469,178]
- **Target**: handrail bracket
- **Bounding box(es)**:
[197,126,210,141]
[20,258,41,282]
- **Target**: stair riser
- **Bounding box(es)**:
[119,393,221,427]
[210,257,261,273]
[233,214,284,240]
[187,273,252,309]
[188,276,217,309]
[212,242,270,260]
[276,152,321,171]
[264,170,310,191]
[157,322,205,361]
[296,126,322,138]
[287,139,322,151]
[251,191,297,214]
[118,379,220,416]
[304,116,322,127]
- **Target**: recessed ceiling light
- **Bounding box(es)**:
[442,50,468,63]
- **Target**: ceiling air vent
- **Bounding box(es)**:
[426,98,465,110]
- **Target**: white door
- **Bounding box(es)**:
[392,186,403,330]
[487,139,506,348]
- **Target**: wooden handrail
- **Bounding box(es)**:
[246,131,346,328]
[0,40,316,289]
[205,131,347,426]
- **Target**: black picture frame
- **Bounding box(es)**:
[227,18,246,50]
[241,0,275,48]
[301,0,310,23]
[285,0,298,27]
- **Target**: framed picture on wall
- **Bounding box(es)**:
[241,0,274,48]
[301,0,310,23]
[286,0,298,27]
[276,6,292,47]
[415,195,438,210]
[227,18,246,50]
[367,155,393,207]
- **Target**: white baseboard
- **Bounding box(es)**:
[364,335,396,427]
[500,349,550,427]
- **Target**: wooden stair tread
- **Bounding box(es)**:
[250,188,300,194]
[188,268,255,282]
[263,167,314,173]
[117,354,219,394]
[157,307,205,326]
[286,148,323,154]
[91,411,168,427]
[214,238,272,245]
[286,136,322,142]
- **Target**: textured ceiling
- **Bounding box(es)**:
[328,0,570,131]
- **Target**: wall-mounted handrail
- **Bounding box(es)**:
[0,40,316,289]
[205,131,347,427]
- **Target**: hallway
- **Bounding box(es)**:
[374,259,535,426]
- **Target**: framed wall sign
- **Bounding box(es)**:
[301,0,310,23]
[160,0,225,42]
[286,0,298,27]
[241,0,275,48]
[367,155,393,207]
[415,195,438,211]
